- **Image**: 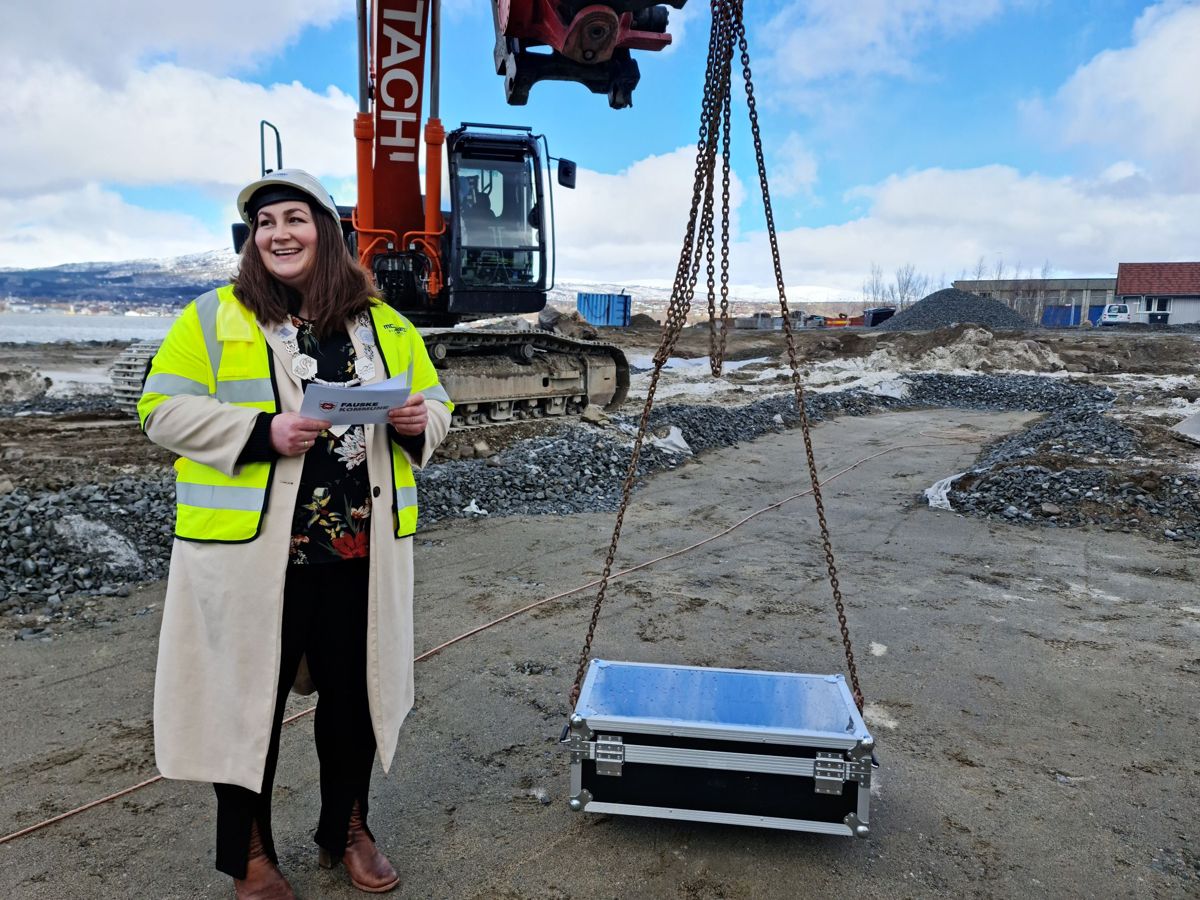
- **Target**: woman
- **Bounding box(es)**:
[138,169,452,898]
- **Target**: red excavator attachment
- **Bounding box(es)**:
[493,1,686,108]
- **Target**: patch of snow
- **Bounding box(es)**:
[43,368,112,397]
[628,377,741,401]
[52,515,142,573]
[626,354,769,373]
[1066,583,1127,604]
[863,703,898,731]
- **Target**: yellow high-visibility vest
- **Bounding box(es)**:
[138,285,452,543]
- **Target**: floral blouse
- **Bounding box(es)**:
[288,315,372,565]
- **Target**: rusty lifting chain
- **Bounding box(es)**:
[568,0,864,713]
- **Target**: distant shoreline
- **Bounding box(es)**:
[0,312,175,344]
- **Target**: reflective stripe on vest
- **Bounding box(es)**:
[176,482,268,512]
[194,289,224,377]
[215,378,275,403]
[143,372,208,397]
[144,286,277,542]
[422,384,452,404]
[396,485,418,511]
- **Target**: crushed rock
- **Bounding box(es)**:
[879,288,1033,332]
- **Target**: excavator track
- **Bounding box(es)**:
[109,330,629,430]
[424,329,629,429]
[109,340,162,419]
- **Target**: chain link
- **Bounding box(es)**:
[570,0,864,713]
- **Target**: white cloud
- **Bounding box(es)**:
[759,0,1010,85]
[1,63,357,199]
[1026,1,1200,189]
[554,146,747,281]
[0,1,347,79]
[555,155,1200,294]
[0,1,359,269]
[0,185,224,269]
[740,165,1200,294]
[658,1,699,55]
[772,133,819,197]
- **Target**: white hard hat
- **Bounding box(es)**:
[236,168,341,225]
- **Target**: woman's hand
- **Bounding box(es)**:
[387,393,427,436]
[270,412,330,456]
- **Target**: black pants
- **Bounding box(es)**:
[213,558,377,879]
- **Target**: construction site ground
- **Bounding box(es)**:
[1,325,1198,898]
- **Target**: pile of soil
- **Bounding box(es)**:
[628,313,661,330]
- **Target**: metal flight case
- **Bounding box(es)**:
[563,660,875,837]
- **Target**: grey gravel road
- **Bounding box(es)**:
[1,409,1196,899]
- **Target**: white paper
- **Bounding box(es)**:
[299,374,411,424]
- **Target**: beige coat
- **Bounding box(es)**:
[146,320,449,791]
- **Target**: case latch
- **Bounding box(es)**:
[814,751,872,794]
[594,735,625,776]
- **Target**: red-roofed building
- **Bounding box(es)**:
[1115,262,1200,324]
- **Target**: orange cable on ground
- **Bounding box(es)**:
[0,438,960,847]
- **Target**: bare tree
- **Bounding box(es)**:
[862,261,887,307]
[888,263,929,310]
[972,256,987,281]
[1037,259,1052,325]
[1011,261,1026,318]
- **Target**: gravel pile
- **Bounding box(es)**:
[951,464,1200,541]
[946,406,1198,540]
[879,288,1032,332]
[903,374,1112,412]
[0,393,122,417]
[1,476,174,639]
[973,409,1136,469]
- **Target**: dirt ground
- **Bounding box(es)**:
[1,406,1198,899]
[1,326,1199,898]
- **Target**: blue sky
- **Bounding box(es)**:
[3,1,1199,300]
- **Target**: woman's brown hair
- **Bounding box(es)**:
[232,203,376,336]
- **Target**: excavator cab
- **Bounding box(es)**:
[445,124,568,318]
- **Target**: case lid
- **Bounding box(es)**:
[575,659,870,746]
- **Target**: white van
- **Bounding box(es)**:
[1100,303,1131,325]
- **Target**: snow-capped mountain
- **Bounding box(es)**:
[0,248,837,313]
[0,249,239,306]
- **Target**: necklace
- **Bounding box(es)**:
[275,311,377,385]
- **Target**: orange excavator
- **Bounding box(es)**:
[112,0,686,427]
[343,0,681,324]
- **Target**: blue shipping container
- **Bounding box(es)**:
[577,292,631,327]
[1041,305,1107,327]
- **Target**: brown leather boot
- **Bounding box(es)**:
[318,801,400,893]
[234,821,295,900]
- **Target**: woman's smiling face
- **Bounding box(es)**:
[254,200,318,292]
